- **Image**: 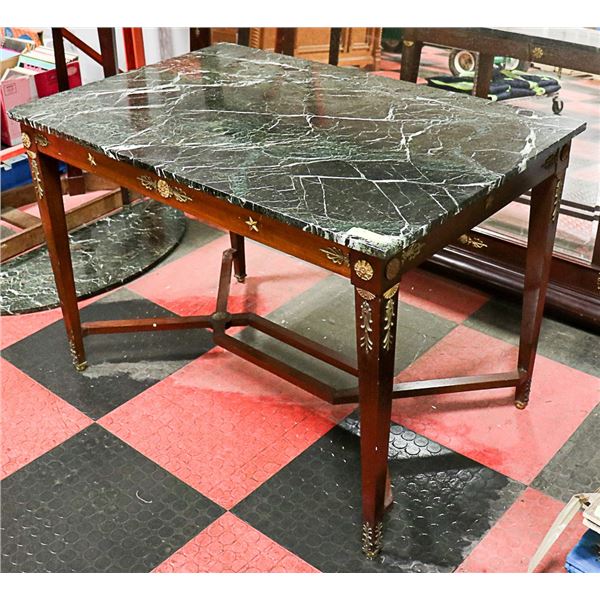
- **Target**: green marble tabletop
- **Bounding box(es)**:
[10,43,586,259]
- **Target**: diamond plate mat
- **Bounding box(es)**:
[238,274,455,390]
[465,298,600,377]
[2,288,215,419]
[532,404,600,503]
[1,425,224,572]
[233,412,524,572]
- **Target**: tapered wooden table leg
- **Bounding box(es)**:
[354,282,400,558]
[229,232,247,282]
[27,146,87,370]
[515,165,565,408]
[473,52,494,98]
[400,40,423,83]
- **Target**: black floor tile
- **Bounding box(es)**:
[238,275,456,390]
[0,424,224,573]
[465,297,600,377]
[2,289,214,419]
[233,412,524,572]
[532,404,600,503]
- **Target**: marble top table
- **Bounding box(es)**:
[11,43,585,560]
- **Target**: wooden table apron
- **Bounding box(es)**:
[21,124,571,559]
[399,27,600,98]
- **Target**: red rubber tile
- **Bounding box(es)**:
[1,293,108,350]
[571,137,600,160]
[127,236,328,318]
[372,71,401,80]
[378,59,401,71]
[1,358,92,479]
[555,88,596,103]
[399,269,489,323]
[391,325,599,484]
[1,309,62,350]
[100,347,352,509]
[571,163,600,183]
[154,512,318,572]
[457,487,587,572]
[563,100,600,118]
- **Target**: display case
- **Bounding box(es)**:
[209,27,381,69]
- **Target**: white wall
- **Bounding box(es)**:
[41,27,190,84]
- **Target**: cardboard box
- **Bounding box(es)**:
[18,46,82,97]
[0,37,36,76]
[22,60,82,97]
[0,73,37,145]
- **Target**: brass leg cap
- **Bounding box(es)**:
[74,361,88,372]
[515,399,528,410]
[363,548,381,560]
[235,275,246,283]
[361,521,383,559]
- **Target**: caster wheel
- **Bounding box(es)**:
[449,49,477,76]
[552,97,564,115]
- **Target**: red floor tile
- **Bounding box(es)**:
[153,512,318,572]
[391,326,599,484]
[127,236,328,318]
[571,163,600,182]
[100,347,352,509]
[571,137,600,160]
[372,71,401,80]
[1,309,62,350]
[555,88,597,103]
[563,100,600,119]
[378,59,400,71]
[23,190,113,218]
[399,269,489,323]
[457,487,587,572]
[0,358,92,479]
[1,293,109,350]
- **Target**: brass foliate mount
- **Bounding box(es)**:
[531,47,544,59]
[385,257,401,280]
[400,241,424,265]
[320,246,350,267]
[354,259,374,281]
[552,178,564,223]
[359,300,374,354]
[27,151,44,198]
[459,234,488,249]
[137,175,192,203]
[361,521,383,559]
[382,283,400,352]
[515,380,531,410]
[68,340,88,372]
[34,134,49,147]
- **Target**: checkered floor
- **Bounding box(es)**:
[2,217,599,573]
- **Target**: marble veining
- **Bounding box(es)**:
[9,44,586,259]
[1,200,186,315]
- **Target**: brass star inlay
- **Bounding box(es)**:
[245,217,259,232]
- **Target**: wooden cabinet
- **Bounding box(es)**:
[210,28,381,69]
